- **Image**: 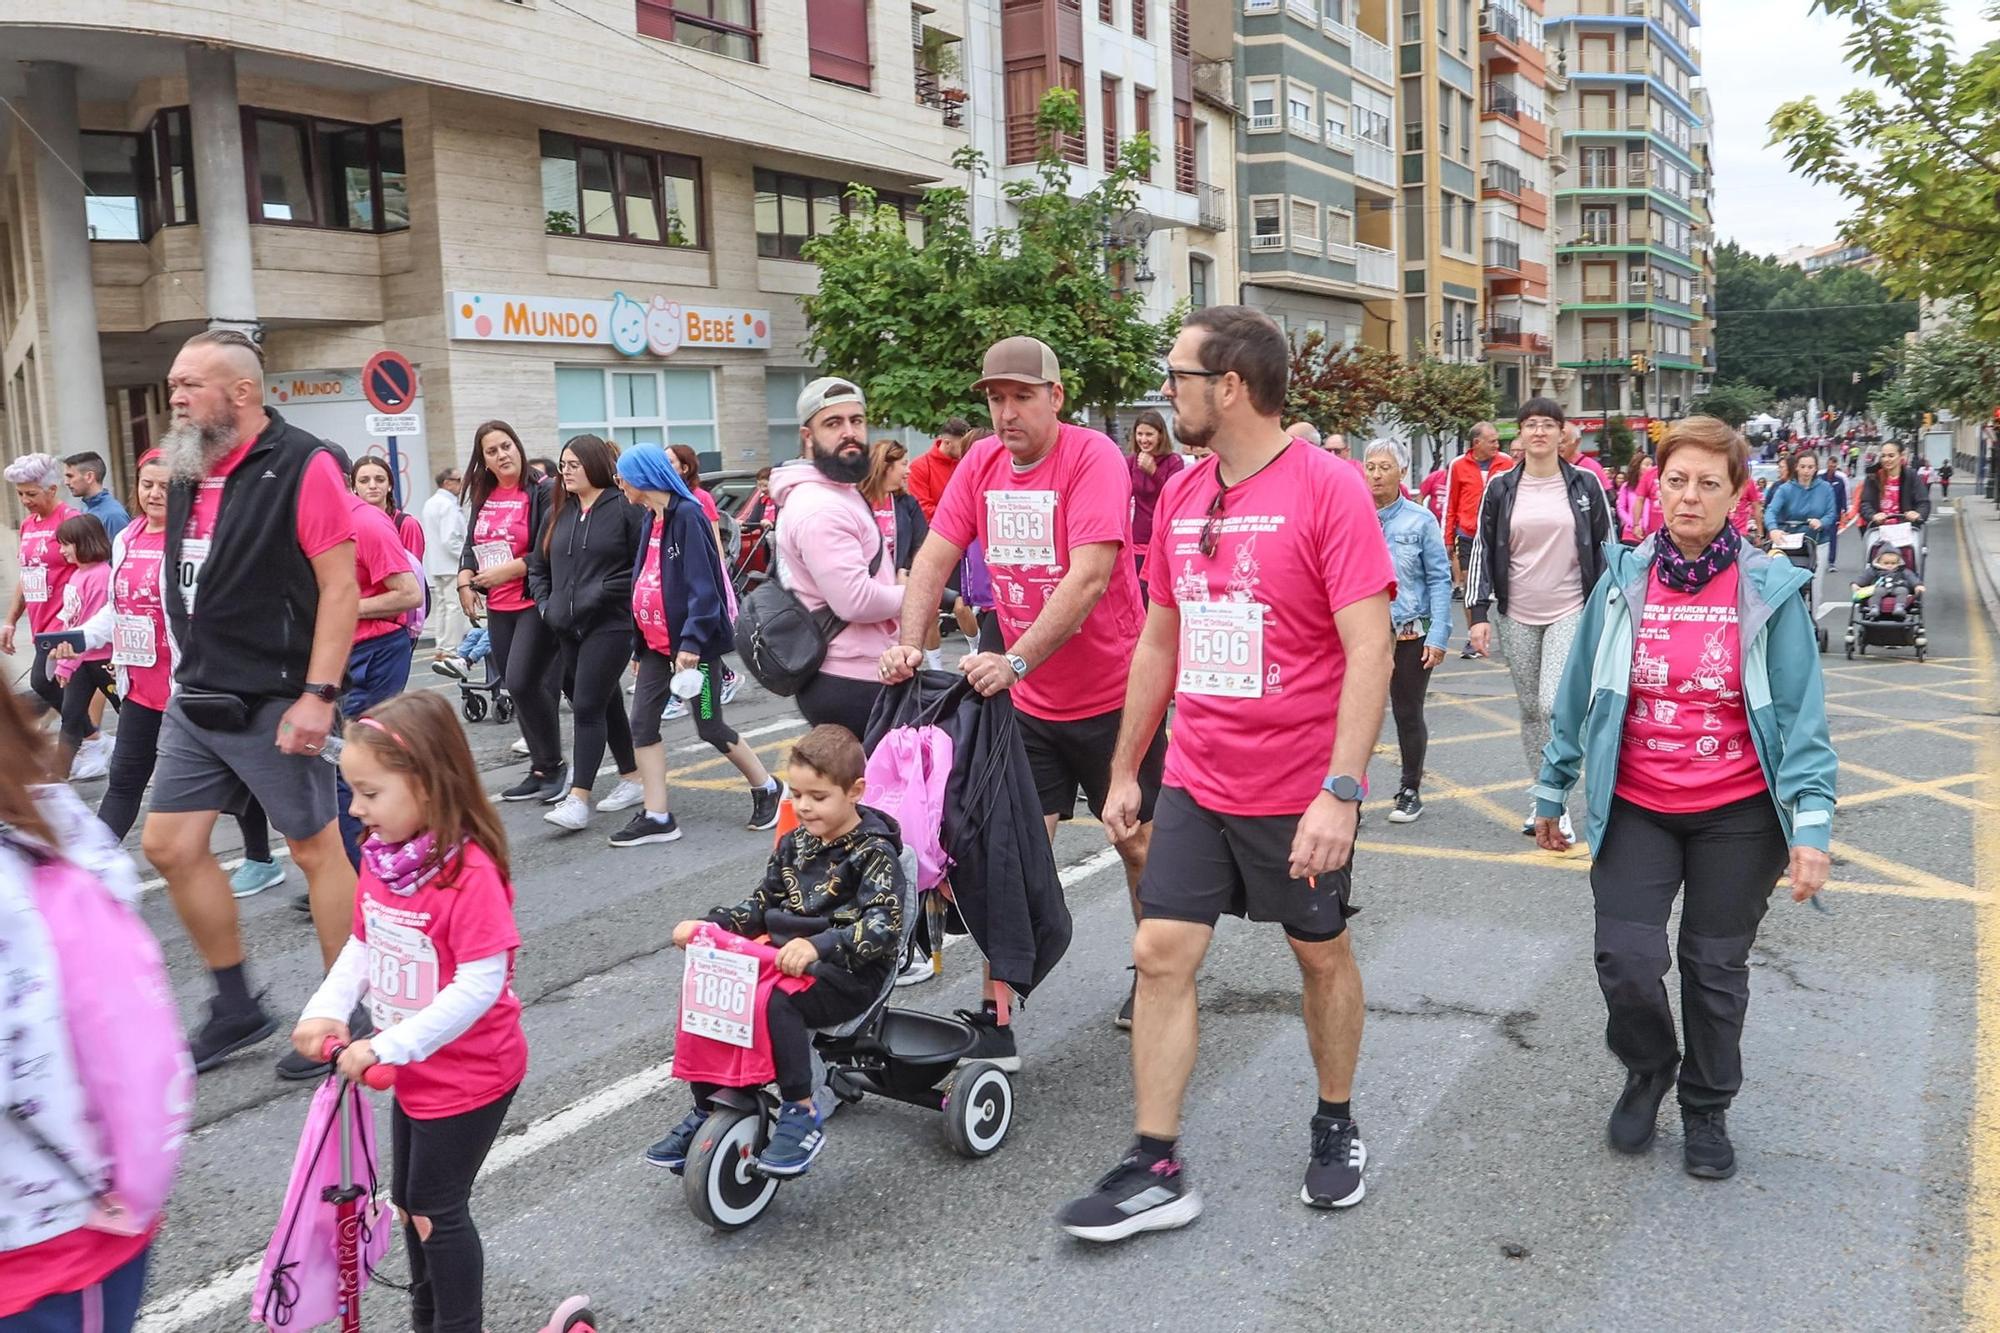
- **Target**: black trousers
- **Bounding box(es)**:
[631,651,739,753]
[390,1087,516,1333]
[795,672,880,745]
[97,701,271,862]
[1388,637,1435,792]
[691,962,886,1103]
[489,607,562,773]
[1591,794,1789,1111]
[556,622,637,792]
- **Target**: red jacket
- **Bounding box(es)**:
[1443,450,1515,540]
[906,448,958,521]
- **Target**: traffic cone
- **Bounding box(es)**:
[771,794,799,848]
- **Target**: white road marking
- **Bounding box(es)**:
[132,843,1128,1332]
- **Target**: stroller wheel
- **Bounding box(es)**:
[462,691,488,723]
[684,1107,778,1231]
[942,1061,1014,1159]
[496,692,516,723]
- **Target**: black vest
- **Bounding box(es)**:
[164,409,329,697]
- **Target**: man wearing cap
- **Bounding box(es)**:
[884,336,1165,1055]
[767,375,903,738]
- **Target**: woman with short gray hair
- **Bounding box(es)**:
[0,453,100,778]
[1364,439,1453,823]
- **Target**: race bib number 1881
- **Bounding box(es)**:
[1178,601,1266,698]
[679,943,759,1048]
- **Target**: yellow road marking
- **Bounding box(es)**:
[1957,523,2000,1327]
[1836,762,1995,814]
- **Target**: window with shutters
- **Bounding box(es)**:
[1132,0,1147,38]
[635,0,759,61]
[807,0,872,89]
[1102,76,1120,169]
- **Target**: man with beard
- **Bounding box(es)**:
[883,336,1160,1057]
[143,327,363,1077]
[767,376,904,738]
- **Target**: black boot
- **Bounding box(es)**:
[1606,1064,1677,1154]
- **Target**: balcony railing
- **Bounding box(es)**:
[1007,113,1085,166]
[1483,161,1524,195]
[1173,0,1191,55]
[1324,127,1356,155]
[1289,113,1319,140]
[1355,242,1396,290]
[1243,0,1279,10]
[1484,238,1522,271]
[1250,229,1285,251]
[1480,3,1526,45]
[1482,82,1538,123]
[1575,337,1627,361]
[1351,29,1394,84]
[1354,138,1395,187]
[1249,111,1279,131]
[1327,240,1358,266]
[1286,0,1315,19]
[1198,182,1228,230]
[1563,107,1652,134]
[1176,142,1196,193]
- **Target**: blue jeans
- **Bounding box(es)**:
[1,1244,150,1333]
[337,629,416,864]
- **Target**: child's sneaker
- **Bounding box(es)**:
[644,1106,710,1173]
[757,1102,825,1177]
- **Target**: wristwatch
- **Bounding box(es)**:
[300,682,340,703]
[1320,774,1366,803]
[1004,652,1030,680]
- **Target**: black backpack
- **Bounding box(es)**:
[733,530,884,697]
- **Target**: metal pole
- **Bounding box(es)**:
[387,435,403,510]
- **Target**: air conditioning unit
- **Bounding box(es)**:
[1557,252,1574,265]
[1479,9,1496,32]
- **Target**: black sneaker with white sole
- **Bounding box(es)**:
[1057,1149,1203,1242]
[608,810,682,847]
[501,769,565,803]
[954,1009,1020,1072]
[1301,1114,1367,1208]
[1387,788,1423,823]
[748,781,785,831]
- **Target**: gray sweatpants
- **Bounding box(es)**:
[1490,608,1584,785]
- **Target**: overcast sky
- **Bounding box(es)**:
[1703,0,1997,258]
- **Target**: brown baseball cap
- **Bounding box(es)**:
[972,336,1063,392]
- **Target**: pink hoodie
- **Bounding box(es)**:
[768,461,903,681]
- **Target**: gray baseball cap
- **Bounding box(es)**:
[796,375,866,426]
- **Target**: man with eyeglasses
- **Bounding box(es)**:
[883,335,1163,1054]
[1056,305,1393,1242]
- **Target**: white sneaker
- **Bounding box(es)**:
[662,696,688,721]
[511,737,530,757]
[598,779,645,813]
[720,672,742,705]
[1558,811,1575,843]
[543,793,591,831]
[895,950,937,988]
[68,737,109,782]
[923,649,944,671]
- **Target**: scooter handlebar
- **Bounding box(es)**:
[321,1036,398,1090]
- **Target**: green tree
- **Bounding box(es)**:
[1389,359,1496,473]
[1877,317,2000,424]
[1601,416,1638,469]
[800,90,1176,430]
[1688,379,1775,429]
[1769,1,2000,338]
[1712,242,1915,409]
[1284,333,1404,439]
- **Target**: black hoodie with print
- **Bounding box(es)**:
[704,805,906,975]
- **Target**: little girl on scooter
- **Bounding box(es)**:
[648,724,905,1178]
[291,690,528,1333]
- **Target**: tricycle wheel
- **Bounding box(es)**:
[684,1107,777,1231]
[462,692,487,723]
[942,1060,1013,1158]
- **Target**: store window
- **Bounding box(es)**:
[251,116,313,223]
[754,169,922,259]
[635,0,759,61]
[243,111,409,233]
[150,108,195,227]
[556,365,720,470]
[541,132,702,248]
[79,134,146,241]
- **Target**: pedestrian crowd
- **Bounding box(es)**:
[5,313,1861,1330]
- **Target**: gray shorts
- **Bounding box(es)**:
[150,695,338,840]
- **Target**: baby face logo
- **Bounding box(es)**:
[645,296,683,357]
[608,292,648,357]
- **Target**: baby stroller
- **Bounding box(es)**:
[438,624,515,724]
[1766,529,1830,655]
[729,511,775,600]
[1845,522,1927,660]
[675,849,1015,1232]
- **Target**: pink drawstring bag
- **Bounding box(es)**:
[862,726,952,893]
[250,1079,392,1328]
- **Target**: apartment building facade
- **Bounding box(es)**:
[1478,0,1557,416]
[1396,0,1484,366]
[1234,0,1402,353]
[1544,0,1708,438]
[0,1,968,499]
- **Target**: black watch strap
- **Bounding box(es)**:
[302,682,340,702]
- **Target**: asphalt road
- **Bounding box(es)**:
[120,502,1997,1332]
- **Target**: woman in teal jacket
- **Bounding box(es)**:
[1531,416,1835,1183]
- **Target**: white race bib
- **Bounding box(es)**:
[985,491,1058,567]
[473,541,512,573]
[365,916,440,1032]
[112,614,157,668]
[678,942,759,1049]
[19,565,47,604]
[176,538,211,617]
[1178,601,1266,698]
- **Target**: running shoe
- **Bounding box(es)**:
[895,948,936,988]
[598,779,645,813]
[1558,811,1575,843]
[501,769,564,802]
[229,857,285,898]
[189,995,277,1074]
[430,656,467,681]
[720,671,742,705]
[1682,1108,1736,1180]
[748,780,785,831]
[1115,973,1136,1031]
[954,1009,1020,1072]
[68,737,109,782]
[756,1102,826,1177]
[1460,644,1482,660]
[1301,1115,1367,1208]
[1608,1065,1676,1154]
[663,696,688,722]
[541,765,573,804]
[510,737,531,757]
[1057,1149,1202,1242]
[1388,789,1423,824]
[544,793,591,831]
[644,1106,709,1173]
[608,810,681,847]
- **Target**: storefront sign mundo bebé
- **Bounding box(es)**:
[447,291,772,357]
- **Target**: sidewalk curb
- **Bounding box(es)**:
[1956,502,2000,642]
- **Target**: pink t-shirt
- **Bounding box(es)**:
[633,525,673,654]
[1636,469,1662,535]
[930,425,1145,722]
[1881,476,1902,519]
[188,441,351,557]
[348,494,414,644]
[872,497,898,548]
[113,526,172,711]
[54,562,111,679]
[1573,454,1611,489]
[695,487,720,525]
[17,505,78,636]
[355,840,527,1120]
[1504,470,1586,626]
[1728,479,1762,535]
[394,510,426,561]
[1419,469,1449,523]
[1149,443,1395,816]
[1616,566,1767,814]
[470,485,534,613]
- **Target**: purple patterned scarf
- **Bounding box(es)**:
[1652,527,1738,594]
[359,831,457,897]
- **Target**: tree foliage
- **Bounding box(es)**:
[1389,360,1498,473]
[1711,242,1916,409]
[1769,1,2000,338]
[799,90,1177,430]
[1283,333,1406,438]
[1688,379,1775,429]
[1601,416,1638,470]
[1873,317,2000,428]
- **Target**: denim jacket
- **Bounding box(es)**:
[1377,497,1454,652]
[1764,478,1839,535]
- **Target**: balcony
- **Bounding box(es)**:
[1250,230,1285,251]
[1355,242,1397,290]
[1324,127,1356,155]
[1198,182,1228,231]
[1289,112,1319,140]
[913,65,965,129]
[1327,240,1358,266]
[1483,82,1539,124]
[1354,138,1396,187]
[1286,0,1315,19]
[1572,336,1627,362]
[1351,29,1395,85]
[1483,160,1526,196]
[1563,106,1652,135]
[1243,0,1279,10]
[1479,3,1530,47]
[1562,220,1649,246]
[1484,238,1522,272]
[1007,112,1085,166]
[1250,112,1279,131]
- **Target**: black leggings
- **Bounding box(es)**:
[1590,793,1789,1111]
[97,701,272,860]
[1388,638,1436,792]
[557,622,636,792]
[795,672,880,746]
[630,650,738,753]
[54,659,112,746]
[489,606,562,773]
[390,1087,516,1333]
[690,963,886,1103]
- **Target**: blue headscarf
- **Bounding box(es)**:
[616,443,700,508]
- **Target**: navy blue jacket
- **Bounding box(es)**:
[629,494,730,660]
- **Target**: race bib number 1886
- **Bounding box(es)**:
[679,943,759,1048]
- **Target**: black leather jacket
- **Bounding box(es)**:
[1465,459,1614,626]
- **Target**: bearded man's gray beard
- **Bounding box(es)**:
[162,413,238,482]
